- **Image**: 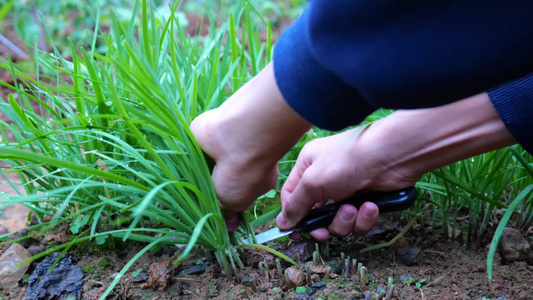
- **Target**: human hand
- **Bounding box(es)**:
[276,128,421,241]
[191,63,311,232]
[276,92,516,241]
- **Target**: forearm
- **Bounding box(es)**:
[361,93,516,180]
[201,62,311,166]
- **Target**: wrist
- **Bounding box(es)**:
[359,93,516,180]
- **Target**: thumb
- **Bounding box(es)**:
[277,167,324,230]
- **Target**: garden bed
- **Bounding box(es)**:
[1,215,532,300]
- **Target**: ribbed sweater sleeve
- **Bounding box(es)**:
[488,75,533,154]
[274,1,533,134]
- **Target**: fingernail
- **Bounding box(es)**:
[339,206,355,222]
[362,205,377,218]
[276,214,288,227]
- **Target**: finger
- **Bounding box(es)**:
[280,153,309,206]
[328,204,358,237]
[279,168,323,230]
[289,231,303,240]
[353,202,379,235]
[222,210,241,233]
[310,228,330,241]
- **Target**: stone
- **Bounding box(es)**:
[324,260,342,274]
[285,266,305,288]
[498,227,533,264]
[133,272,149,283]
[141,261,173,291]
[257,282,273,292]
[400,273,414,285]
[0,225,7,235]
[397,247,420,266]
[240,275,255,287]
[26,252,84,299]
[183,263,207,275]
[0,219,26,233]
[0,243,31,289]
[26,245,44,256]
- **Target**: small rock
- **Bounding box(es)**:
[400,273,414,285]
[27,245,44,256]
[8,229,30,248]
[44,233,71,244]
[0,219,27,233]
[447,225,463,241]
[169,283,188,296]
[240,275,255,287]
[83,287,106,300]
[258,282,273,292]
[311,281,326,289]
[142,261,173,291]
[324,260,342,274]
[0,225,7,235]
[309,264,327,274]
[295,293,313,300]
[498,227,533,264]
[183,263,207,275]
[26,252,84,300]
[397,248,420,266]
[133,272,149,283]
[0,243,31,289]
[285,266,305,288]
[283,241,313,262]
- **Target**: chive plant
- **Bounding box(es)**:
[416,146,532,249]
[0,0,282,294]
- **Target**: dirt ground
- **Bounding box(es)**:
[1,218,532,300]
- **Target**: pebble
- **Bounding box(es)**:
[0,219,27,233]
[133,272,149,283]
[240,275,255,287]
[27,245,44,256]
[400,273,414,285]
[285,266,305,288]
[397,247,420,266]
[0,225,7,235]
[183,263,207,275]
[324,260,342,274]
[0,243,31,289]
[142,261,173,291]
[498,227,533,264]
[257,282,273,292]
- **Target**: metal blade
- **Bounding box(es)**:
[243,227,293,245]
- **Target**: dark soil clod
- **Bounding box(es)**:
[26,252,84,300]
[183,263,207,275]
[397,247,420,266]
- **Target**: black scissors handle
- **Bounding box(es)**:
[293,187,418,232]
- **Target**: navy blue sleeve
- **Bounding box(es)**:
[488,75,533,154]
[274,0,533,132]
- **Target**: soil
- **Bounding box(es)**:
[0,216,532,300]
